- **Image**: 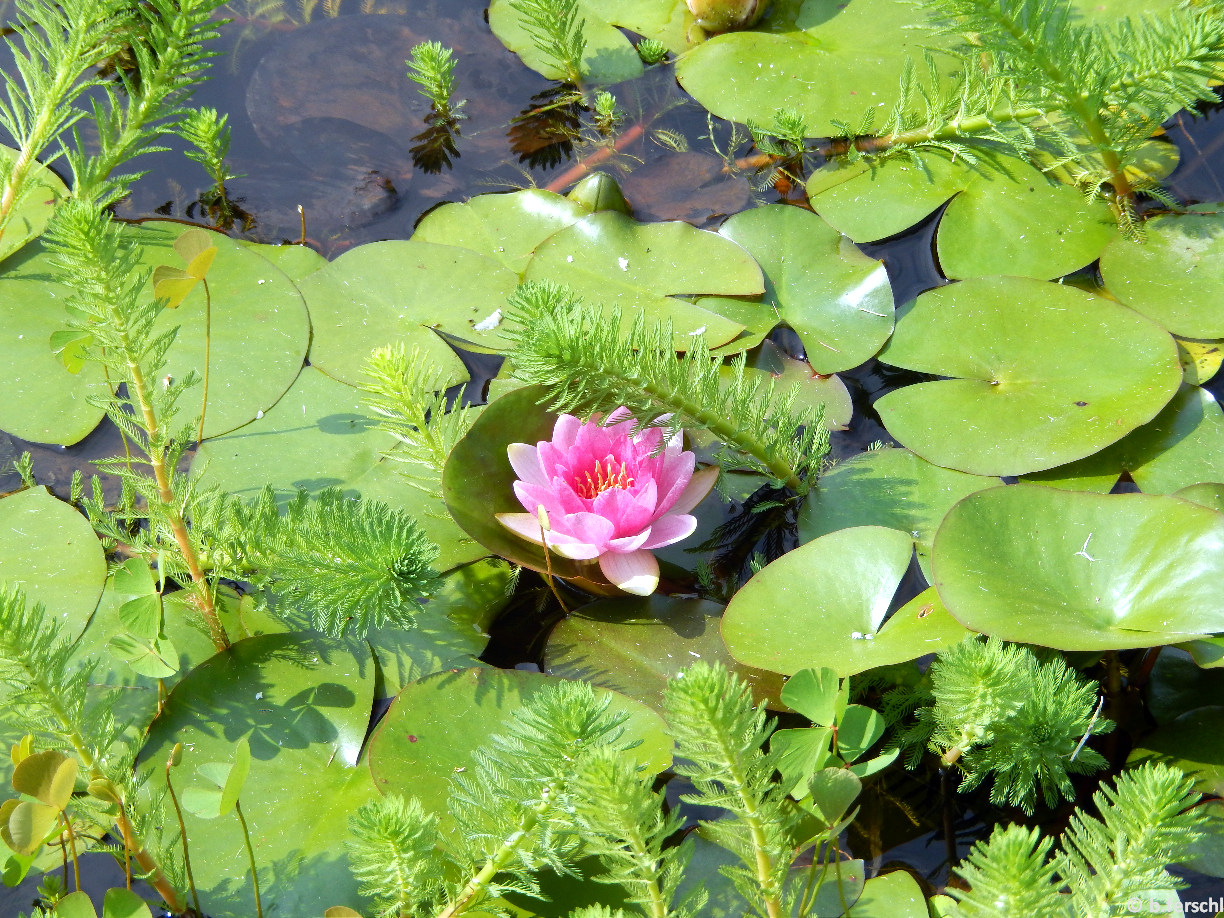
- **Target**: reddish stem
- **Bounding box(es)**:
[544,122,646,193]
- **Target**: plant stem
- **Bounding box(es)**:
[234,800,264,918]
[166,762,203,915]
[59,810,81,892]
[543,120,645,193]
[435,794,552,918]
[197,277,212,443]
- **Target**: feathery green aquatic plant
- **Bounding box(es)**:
[503,280,829,492]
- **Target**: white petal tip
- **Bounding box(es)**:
[599,549,660,596]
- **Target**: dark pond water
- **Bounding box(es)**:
[2,1,1224,915]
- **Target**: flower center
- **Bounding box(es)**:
[574,455,635,500]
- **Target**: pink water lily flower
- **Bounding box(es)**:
[496,409,719,596]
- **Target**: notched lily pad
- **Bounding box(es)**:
[808,147,1116,280]
[717,205,893,374]
[932,484,1224,650]
[723,526,969,677]
[876,276,1182,476]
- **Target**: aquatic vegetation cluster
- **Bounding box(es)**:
[0,0,1223,916]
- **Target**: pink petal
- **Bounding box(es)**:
[669,465,719,515]
[654,450,696,512]
[507,442,549,486]
[563,512,616,550]
[513,481,567,522]
[609,530,651,552]
[599,549,659,596]
[548,477,588,515]
[546,535,601,560]
[551,413,583,451]
[639,513,697,550]
[592,480,657,535]
[496,512,546,546]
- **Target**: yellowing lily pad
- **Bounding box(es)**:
[931,485,1224,650]
[807,148,1117,280]
[876,276,1182,476]
[717,205,893,374]
[522,210,763,347]
[1099,206,1224,338]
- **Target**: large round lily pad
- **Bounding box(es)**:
[367,666,673,836]
[876,276,1182,476]
[297,239,513,374]
[931,485,1224,650]
[723,526,969,677]
[191,366,395,497]
[1099,206,1224,338]
[544,596,785,713]
[1022,385,1224,494]
[807,148,1116,280]
[138,632,379,918]
[130,222,311,439]
[716,205,893,374]
[522,210,763,347]
[0,241,109,445]
[488,0,644,84]
[798,447,1000,571]
[0,487,106,626]
[676,0,955,136]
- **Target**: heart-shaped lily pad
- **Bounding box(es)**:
[1099,206,1224,338]
[0,486,106,627]
[931,484,1224,650]
[412,189,589,276]
[876,276,1182,476]
[367,666,672,834]
[0,240,109,444]
[127,222,311,439]
[723,526,970,677]
[798,447,1000,572]
[297,239,514,373]
[0,145,67,266]
[522,210,763,347]
[544,596,785,713]
[807,147,1117,280]
[716,205,893,374]
[1022,385,1224,494]
[191,365,395,498]
[676,0,954,135]
[138,632,379,918]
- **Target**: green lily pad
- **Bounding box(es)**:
[716,205,893,374]
[1099,206,1224,338]
[367,666,672,835]
[1127,706,1224,796]
[876,276,1182,476]
[798,447,1000,572]
[139,632,379,918]
[522,210,763,347]
[126,222,311,439]
[676,0,953,136]
[297,239,514,373]
[1174,482,1224,514]
[0,241,109,444]
[1146,649,1224,725]
[544,596,786,714]
[191,365,396,497]
[488,0,644,84]
[239,240,328,282]
[931,485,1224,650]
[412,189,589,276]
[1022,386,1224,494]
[723,527,971,677]
[0,145,67,266]
[851,871,928,918]
[807,148,1117,280]
[0,486,106,626]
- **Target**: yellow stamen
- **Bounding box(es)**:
[575,455,635,500]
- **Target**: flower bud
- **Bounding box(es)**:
[686,0,770,33]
